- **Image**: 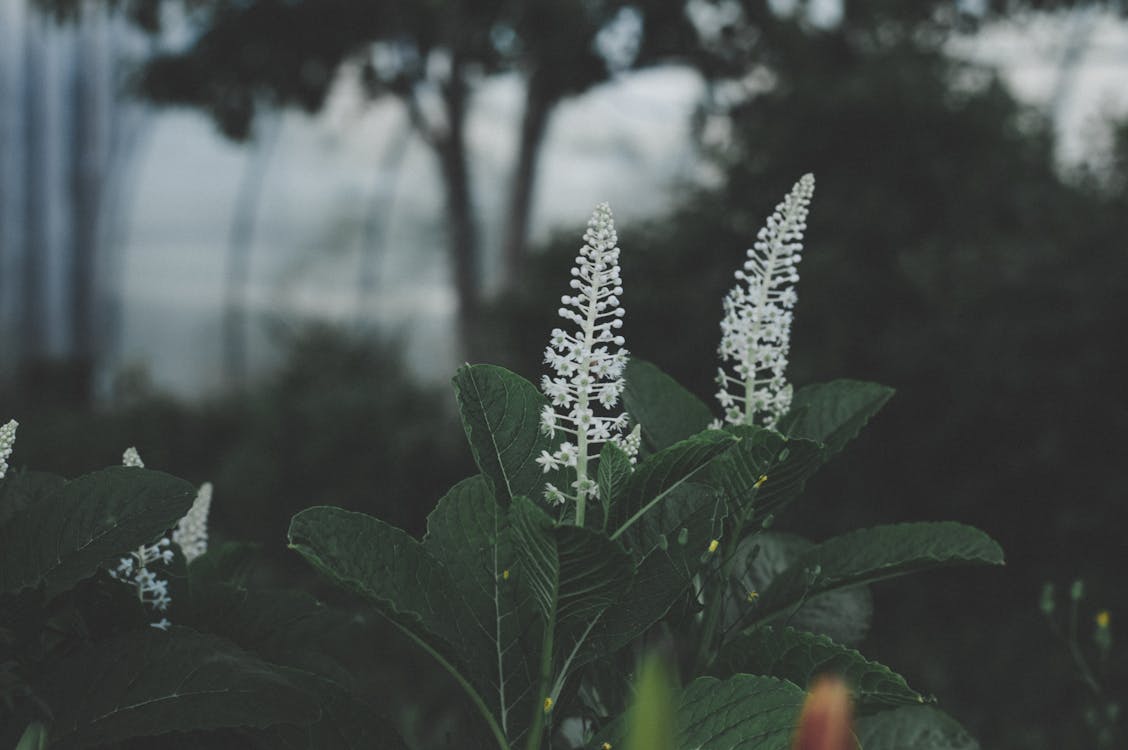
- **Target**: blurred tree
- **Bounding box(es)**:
[88,0,700,360]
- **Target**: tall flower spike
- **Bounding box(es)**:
[538,203,637,526]
[173,482,212,563]
[113,446,175,629]
[716,174,814,428]
[0,419,17,479]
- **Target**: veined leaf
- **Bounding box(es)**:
[702,425,823,524]
[265,677,410,750]
[511,497,633,655]
[755,523,1004,622]
[573,551,689,671]
[597,441,633,525]
[622,359,713,452]
[713,626,925,712]
[597,674,805,750]
[854,705,980,749]
[453,364,562,505]
[0,468,196,598]
[609,430,735,543]
[777,380,894,457]
[287,506,466,663]
[421,476,539,746]
[31,628,318,749]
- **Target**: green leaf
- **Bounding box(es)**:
[0,471,65,526]
[597,675,805,750]
[573,551,690,670]
[622,359,713,452]
[420,476,538,747]
[609,430,736,543]
[288,486,523,750]
[855,706,980,749]
[626,483,726,574]
[777,380,894,456]
[0,468,197,598]
[756,523,1005,622]
[713,626,925,712]
[287,506,463,659]
[597,441,633,524]
[703,426,823,524]
[32,628,319,749]
[511,496,633,655]
[726,533,872,646]
[452,364,562,505]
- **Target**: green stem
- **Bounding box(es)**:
[525,618,556,750]
[694,516,746,673]
[383,614,510,750]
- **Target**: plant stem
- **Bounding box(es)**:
[694,516,746,673]
[525,618,556,750]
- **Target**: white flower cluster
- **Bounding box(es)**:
[115,446,175,629]
[173,482,212,563]
[0,419,17,479]
[716,174,815,428]
[108,539,174,630]
[537,203,639,512]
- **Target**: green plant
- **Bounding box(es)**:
[1,180,1004,749]
[288,185,1003,749]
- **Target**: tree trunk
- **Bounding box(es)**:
[500,72,555,291]
[222,116,281,386]
[436,56,481,356]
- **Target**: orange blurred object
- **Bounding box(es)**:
[792,675,854,750]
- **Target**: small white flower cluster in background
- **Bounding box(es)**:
[0,419,17,479]
[537,203,639,516]
[173,482,213,564]
[114,447,176,629]
[716,174,815,429]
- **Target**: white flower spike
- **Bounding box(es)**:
[122,446,144,468]
[716,174,814,428]
[0,419,18,479]
[539,203,638,526]
[173,482,212,563]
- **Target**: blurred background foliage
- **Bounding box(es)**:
[3,1,1127,748]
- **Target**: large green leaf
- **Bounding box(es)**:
[755,523,1005,622]
[609,430,735,543]
[287,507,464,659]
[854,706,980,749]
[31,628,318,749]
[702,426,823,524]
[713,626,924,712]
[622,359,713,452]
[421,476,539,747]
[0,471,65,526]
[777,380,894,456]
[573,551,689,670]
[453,364,562,505]
[597,674,805,750]
[511,496,633,659]
[725,533,872,647]
[0,468,197,598]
